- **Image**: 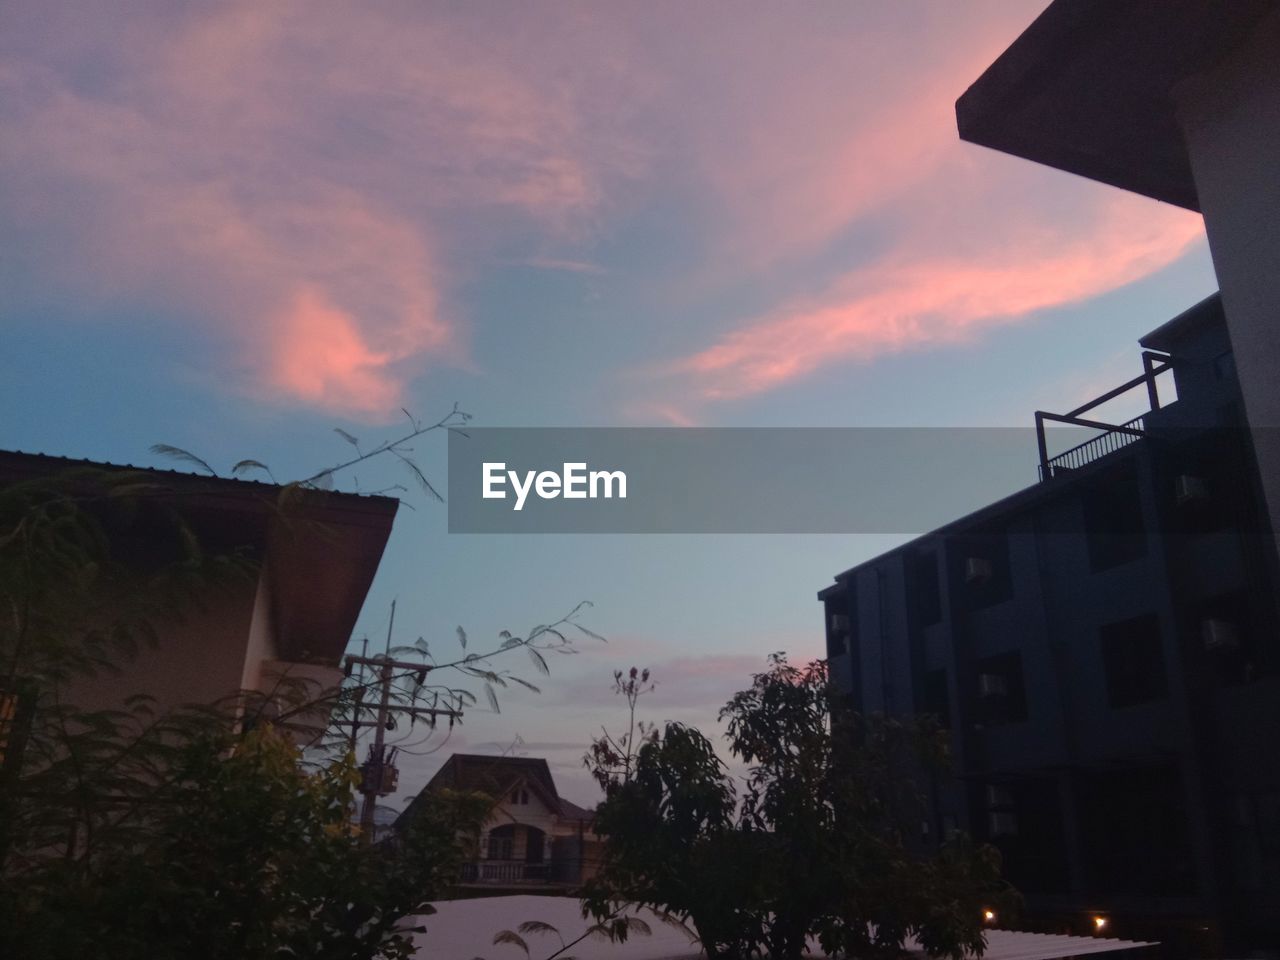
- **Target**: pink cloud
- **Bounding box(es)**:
[0,2,638,417]
[662,193,1205,403]
[2,1,1204,421]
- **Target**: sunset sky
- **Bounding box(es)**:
[1,1,1219,805]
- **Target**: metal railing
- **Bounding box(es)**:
[1035,351,1170,482]
[1040,414,1147,480]
[459,860,552,883]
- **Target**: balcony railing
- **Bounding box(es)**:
[1035,351,1170,482]
[1040,414,1147,479]
[459,860,552,883]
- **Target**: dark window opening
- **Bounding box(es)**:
[920,668,950,729]
[955,530,1013,610]
[1157,429,1252,536]
[1196,591,1259,685]
[976,778,1071,895]
[974,651,1027,726]
[1100,613,1167,708]
[909,548,942,625]
[825,587,858,659]
[1083,460,1147,571]
[487,824,515,860]
[1077,766,1196,896]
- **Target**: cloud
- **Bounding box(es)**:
[661,194,1205,404]
[0,2,634,417]
[2,1,1203,421]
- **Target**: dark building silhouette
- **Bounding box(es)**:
[819,295,1280,951]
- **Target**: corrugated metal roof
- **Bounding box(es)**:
[0,448,398,505]
[411,895,1156,960]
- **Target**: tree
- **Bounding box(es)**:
[583,666,654,790]
[0,413,602,960]
[584,655,1018,960]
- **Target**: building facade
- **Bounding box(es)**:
[819,297,1280,949]
[398,754,600,893]
[956,0,1280,636]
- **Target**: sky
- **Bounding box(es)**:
[0,1,1220,806]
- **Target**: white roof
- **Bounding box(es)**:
[411,895,1157,960]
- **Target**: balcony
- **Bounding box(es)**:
[1036,351,1170,481]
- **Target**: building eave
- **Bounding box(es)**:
[956,0,1280,211]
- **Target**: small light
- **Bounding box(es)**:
[983,909,996,923]
[1092,916,1108,932]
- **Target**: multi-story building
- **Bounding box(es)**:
[819,295,1279,950]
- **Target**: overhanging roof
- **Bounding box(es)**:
[0,449,398,665]
[956,0,1280,210]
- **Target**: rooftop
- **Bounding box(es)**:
[0,448,399,664]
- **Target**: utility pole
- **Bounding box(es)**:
[345,606,463,841]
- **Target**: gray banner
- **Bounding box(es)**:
[445,426,1236,534]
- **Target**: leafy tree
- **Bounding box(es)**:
[583,655,1017,960]
[3,721,490,960]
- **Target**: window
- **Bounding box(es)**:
[956,530,1013,609]
[486,825,515,860]
[920,669,950,728]
[1198,591,1258,685]
[974,652,1027,725]
[510,787,530,805]
[978,779,1071,894]
[1100,614,1167,708]
[909,549,942,625]
[825,587,857,659]
[1078,766,1195,896]
[1082,460,1146,571]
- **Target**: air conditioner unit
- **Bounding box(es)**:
[829,613,851,632]
[978,673,1008,698]
[988,811,1018,837]
[966,557,993,584]
[985,785,1013,809]
[1202,618,1239,651]
[1175,474,1210,505]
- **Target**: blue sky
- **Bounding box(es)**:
[0,1,1219,804]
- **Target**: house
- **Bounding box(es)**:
[397,754,600,891]
[0,449,398,743]
[819,296,1280,952]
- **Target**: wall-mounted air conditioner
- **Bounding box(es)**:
[985,785,1013,809]
[1202,618,1239,651]
[978,673,1008,698]
[965,557,993,584]
[1175,474,1210,505]
[988,811,1018,837]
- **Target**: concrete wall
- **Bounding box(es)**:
[1174,8,1280,552]
[65,575,260,716]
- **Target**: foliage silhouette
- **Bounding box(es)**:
[581,655,1018,960]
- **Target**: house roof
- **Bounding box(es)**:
[399,753,596,825]
[0,449,398,665]
[956,0,1279,210]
